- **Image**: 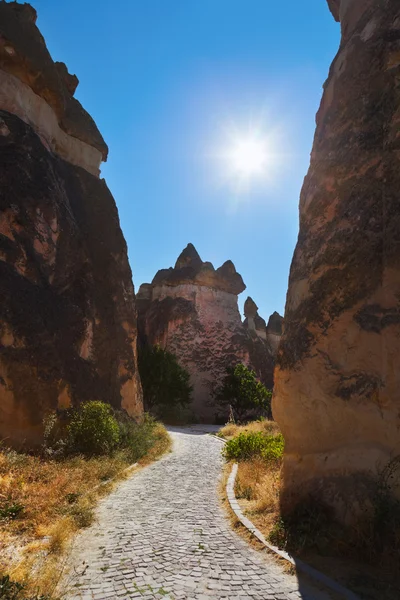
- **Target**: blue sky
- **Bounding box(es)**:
[30,0,339,320]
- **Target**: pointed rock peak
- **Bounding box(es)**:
[216,260,245,295]
[327,0,340,22]
[137,283,152,300]
[175,243,203,270]
[203,261,215,271]
[216,260,236,276]
[267,311,283,335]
[244,296,258,318]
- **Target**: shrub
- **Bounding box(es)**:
[138,345,192,419]
[214,364,272,422]
[67,401,120,456]
[223,431,284,462]
[261,433,285,463]
[116,412,158,462]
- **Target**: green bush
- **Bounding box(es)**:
[116,412,157,462]
[261,433,285,463]
[223,431,284,462]
[67,401,120,456]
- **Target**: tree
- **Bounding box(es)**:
[214,363,272,422]
[138,345,192,419]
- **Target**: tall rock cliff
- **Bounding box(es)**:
[137,244,280,421]
[273,0,400,519]
[0,2,143,446]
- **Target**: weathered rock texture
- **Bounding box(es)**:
[0,2,143,447]
[273,0,400,519]
[138,244,280,421]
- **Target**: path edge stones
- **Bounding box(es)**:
[226,461,361,600]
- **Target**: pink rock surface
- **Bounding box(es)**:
[138,244,280,421]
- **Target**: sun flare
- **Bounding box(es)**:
[229,137,268,176]
[211,120,286,198]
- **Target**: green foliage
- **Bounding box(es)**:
[115,412,158,462]
[261,433,285,463]
[0,501,24,521]
[41,401,165,462]
[138,345,192,419]
[223,431,284,462]
[0,577,24,600]
[67,401,120,456]
[214,364,272,422]
[0,575,53,600]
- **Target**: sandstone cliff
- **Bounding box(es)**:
[138,244,280,421]
[273,0,400,519]
[0,2,143,446]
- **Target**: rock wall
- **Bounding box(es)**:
[138,244,280,421]
[0,2,143,447]
[273,0,400,519]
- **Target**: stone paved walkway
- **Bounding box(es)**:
[65,427,337,600]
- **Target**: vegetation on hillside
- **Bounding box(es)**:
[0,402,171,599]
[214,364,271,422]
[138,345,193,422]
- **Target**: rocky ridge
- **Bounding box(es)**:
[273,0,400,520]
[138,244,281,421]
[0,2,143,446]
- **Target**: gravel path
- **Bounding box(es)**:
[65,427,337,600]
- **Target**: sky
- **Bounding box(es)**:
[28,0,339,320]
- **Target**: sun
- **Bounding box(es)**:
[210,121,285,197]
[229,137,268,176]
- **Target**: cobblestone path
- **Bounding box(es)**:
[65,428,337,600]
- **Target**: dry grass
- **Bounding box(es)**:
[218,419,282,544]
[0,422,171,598]
[219,461,295,577]
[222,421,400,600]
[235,458,281,532]
[217,419,280,441]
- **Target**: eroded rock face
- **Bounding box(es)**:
[273,0,400,519]
[138,244,279,421]
[0,2,143,446]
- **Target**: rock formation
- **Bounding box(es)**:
[0,2,143,447]
[137,244,281,421]
[273,0,400,519]
[244,298,283,356]
[266,312,284,355]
